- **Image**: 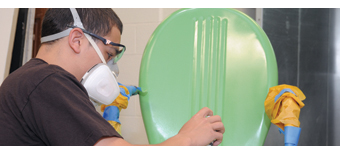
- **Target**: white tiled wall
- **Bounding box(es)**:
[110,8,180,145]
[0,8,18,84]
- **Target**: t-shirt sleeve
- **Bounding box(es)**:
[22,72,122,146]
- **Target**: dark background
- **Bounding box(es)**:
[262,8,339,146]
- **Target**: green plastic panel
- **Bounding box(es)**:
[139,8,278,146]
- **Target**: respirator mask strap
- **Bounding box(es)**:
[69,8,107,64]
[40,9,121,77]
[40,8,107,65]
[70,8,120,106]
[69,9,120,80]
[41,28,72,43]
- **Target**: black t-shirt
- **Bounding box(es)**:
[0,58,122,145]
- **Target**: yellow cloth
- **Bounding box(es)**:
[101,85,130,135]
[101,85,130,112]
[264,84,306,131]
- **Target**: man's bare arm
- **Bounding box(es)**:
[94,107,225,146]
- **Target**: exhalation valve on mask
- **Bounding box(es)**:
[81,63,120,106]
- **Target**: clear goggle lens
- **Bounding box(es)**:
[113,46,125,63]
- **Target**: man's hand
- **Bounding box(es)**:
[95,107,225,146]
[176,107,225,146]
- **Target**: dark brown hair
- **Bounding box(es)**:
[41,8,123,42]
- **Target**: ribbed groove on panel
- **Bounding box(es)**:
[191,16,228,117]
[191,19,199,117]
[220,19,228,122]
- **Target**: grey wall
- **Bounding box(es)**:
[329,8,340,146]
[234,8,256,20]
[262,8,338,146]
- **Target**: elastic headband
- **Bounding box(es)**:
[40,8,107,64]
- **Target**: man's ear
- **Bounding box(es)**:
[68,28,85,54]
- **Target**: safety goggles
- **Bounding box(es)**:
[67,25,126,63]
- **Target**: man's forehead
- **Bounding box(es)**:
[104,26,121,44]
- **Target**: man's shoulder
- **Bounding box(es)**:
[0,58,85,110]
[8,58,74,84]
[0,58,78,97]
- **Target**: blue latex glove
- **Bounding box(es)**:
[125,85,141,96]
[118,82,142,96]
[284,126,301,146]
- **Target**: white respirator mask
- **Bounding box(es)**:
[80,61,120,106]
[41,8,121,106]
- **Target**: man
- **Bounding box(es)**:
[0,8,224,146]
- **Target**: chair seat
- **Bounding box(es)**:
[139,8,278,146]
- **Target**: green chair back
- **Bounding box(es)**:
[139,8,278,146]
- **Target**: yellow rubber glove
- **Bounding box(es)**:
[264,84,306,131]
